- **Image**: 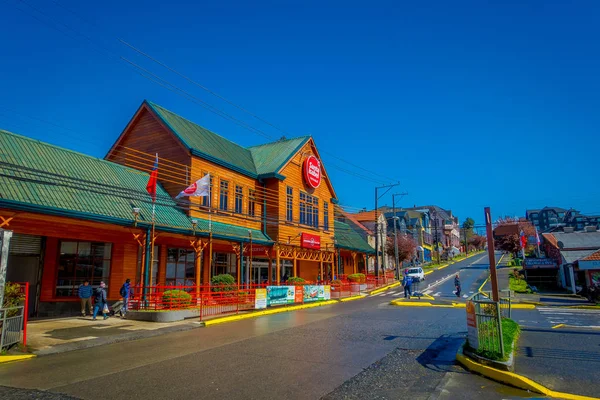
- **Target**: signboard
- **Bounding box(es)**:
[303,155,321,189]
[255,288,267,309]
[303,285,331,302]
[323,285,331,300]
[466,300,479,350]
[294,286,303,303]
[580,260,600,270]
[266,286,295,306]
[301,233,321,250]
[523,258,557,269]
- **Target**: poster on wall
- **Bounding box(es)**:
[323,285,331,300]
[266,286,295,306]
[255,288,267,309]
[294,286,304,303]
[466,301,479,350]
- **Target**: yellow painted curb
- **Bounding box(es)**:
[203,300,338,326]
[370,282,401,295]
[424,270,434,275]
[512,304,536,309]
[457,346,599,400]
[340,295,367,302]
[0,354,36,364]
[437,264,449,270]
[552,323,565,329]
[389,300,454,308]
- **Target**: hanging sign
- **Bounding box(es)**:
[466,300,479,350]
[303,155,321,189]
[301,233,321,250]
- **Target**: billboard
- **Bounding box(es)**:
[266,286,296,306]
[303,285,331,302]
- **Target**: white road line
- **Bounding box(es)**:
[433,292,441,297]
[392,293,402,297]
[424,290,432,295]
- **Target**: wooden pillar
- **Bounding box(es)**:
[139,245,146,286]
[293,248,297,278]
[157,244,167,286]
[353,252,357,274]
[320,253,324,282]
[208,233,213,280]
[202,247,210,284]
[268,257,273,285]
[276,245,281,285]
[237,250,241,287]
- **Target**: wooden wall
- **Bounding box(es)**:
[106,105,192,199]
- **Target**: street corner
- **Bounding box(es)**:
[369,281,401,295]
[0,354,36,364]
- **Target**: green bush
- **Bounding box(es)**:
[211,274,236,292]
[509,276,530,293]
[287,277,306,285]
[161,290,192,308]
[2,282,25,318]
[348,273,366,283]
[475,318,521,361]
[331,279,343,285]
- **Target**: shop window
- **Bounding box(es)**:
[56,241,112,297]
[219,180,229,211]
[323,202,329,231]
[166,248,195,286]
[286,186,293,222]
[299,192,319,228]
[248,189,257,217]
[235,185,243,214]
[214,252,237,276]
[202,172,213,208]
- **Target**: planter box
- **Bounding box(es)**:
[126,309,200,323]
[463,344,515,372]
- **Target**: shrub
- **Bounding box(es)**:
[287,277,306,285]
[162,290,192,308]
[2,282,25,318]
[211,274,236,292]
[331,279,343,285]
[348,273,366,283]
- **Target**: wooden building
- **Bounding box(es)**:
[0,101,374,317]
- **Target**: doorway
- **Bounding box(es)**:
[7,233,44,317]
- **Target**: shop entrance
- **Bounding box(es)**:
[250,258,269,284]
[6,233,44,317]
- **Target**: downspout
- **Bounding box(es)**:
[143,227,151,302]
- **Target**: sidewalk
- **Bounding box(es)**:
[25,316,200,356]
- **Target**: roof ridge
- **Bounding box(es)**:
[146,101,253,156]
[0,129,148,176]
[247,135,311,149]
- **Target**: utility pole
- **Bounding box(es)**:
[374,183,400,277]
[484,207,500,302]
[391,193,408,280]
[463,227,469,256]
[433,211,440,264]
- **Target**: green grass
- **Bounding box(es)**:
[474,318,521,361]
[509,277,531,293]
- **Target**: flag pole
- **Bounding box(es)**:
[208,175,213,281]
[150,154,157,290]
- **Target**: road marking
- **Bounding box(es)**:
[552,323,565,329]
[392,292,402,297]
[433,292,441,297]
[462,294,468,298]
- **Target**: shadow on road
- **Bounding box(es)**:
[415,334,466,373]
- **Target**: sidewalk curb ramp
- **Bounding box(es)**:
[456,343,600,400]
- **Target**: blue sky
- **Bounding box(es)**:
[1,0,599,225]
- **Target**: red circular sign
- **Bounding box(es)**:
[303,155,321,189]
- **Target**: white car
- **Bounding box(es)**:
[406,267,425,282]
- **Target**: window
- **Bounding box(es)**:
[235,185,243,214]
[56,241,112,297]
[248,189,256,217]
[219,180,229,211]
[286,186,293,222]
[324,201,329,231]
[166,248,195,286]
[299,192,319,228]
[202,173,213,208]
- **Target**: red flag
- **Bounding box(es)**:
[520,231,527,249]
[146,154,158,202]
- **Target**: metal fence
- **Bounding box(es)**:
[467,292,511,359]
[0,306,25,350]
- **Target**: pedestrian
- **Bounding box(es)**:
[402,270,413,299]
[78,280,93,317]
[119,278,132,318]
[92,281,109,320]
[454,274,461,298]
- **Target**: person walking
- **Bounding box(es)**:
[119,278,132,318]
[78,280,93,317]
[402,269,413,299]
[92,281,109,320]
[454,274,461,298]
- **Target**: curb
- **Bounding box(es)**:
[558,305,600,310]
[340,294,367,302]
[389,300,454,308]
[370,282,400,295]
[456,343,600,400]
[203,300,338,327]
[0,354,36,364]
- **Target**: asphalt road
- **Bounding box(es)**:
[0,253,530,400]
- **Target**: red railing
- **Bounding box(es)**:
[14,282,29,346]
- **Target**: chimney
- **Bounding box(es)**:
[563,227,574,233]
[585,226,598,233]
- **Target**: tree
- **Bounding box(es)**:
[461,217,476,247]
[386,234,417,263]
[494,217,536,255]
[468,235,486,251]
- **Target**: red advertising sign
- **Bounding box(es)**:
[301,233,321,250]
[294,286,304,303]
[303,155,321,189]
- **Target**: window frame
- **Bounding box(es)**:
[248,189,256,217]
[299,191,319,229]
[202,172,213,209]
[323,201,329,231]
[286,186,293,222]
[219,179,229,211]
[166,247,196,286]
[235,185,243,214]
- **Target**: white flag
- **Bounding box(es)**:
[176,174,210,199]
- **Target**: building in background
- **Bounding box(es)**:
[526,206,600,232]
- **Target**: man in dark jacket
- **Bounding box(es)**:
[402,270,413,299]
[454,274,461,297]
[92,281,108,320]
[120,278,132,318]
[78,280,93,317]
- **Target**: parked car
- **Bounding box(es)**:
[406,267,425,282]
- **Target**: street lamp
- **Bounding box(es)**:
[132,207,141,227]
[374,183,400,277]
[191,219,198,235]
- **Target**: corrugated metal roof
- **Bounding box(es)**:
[561,250,596,264]
[0,129,270,243]
[248,136,310,176]
[582,249,600,261]
[550,231,600,249]
[335,220,375,253]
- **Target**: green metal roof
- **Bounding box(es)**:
[248,136,310,176]
[0,129,270,243]
[334,220,375,254]
[146,101,310,179]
